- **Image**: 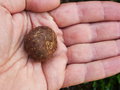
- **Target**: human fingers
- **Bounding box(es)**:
[67,40,120,63]
[50,1,120,27]
[63,56,120,88]
[63,21,120,46]
[0,0,60,13]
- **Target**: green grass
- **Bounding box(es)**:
[61,74,120,90]
[92,74,120,90]
[61,0,120,90]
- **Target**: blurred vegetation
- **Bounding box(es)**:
[61,74,120,90]
[61,0,120,90]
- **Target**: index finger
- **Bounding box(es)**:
[50,1,120,27]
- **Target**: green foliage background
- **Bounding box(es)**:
[61,0,120,90]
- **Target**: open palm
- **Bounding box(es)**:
[0,0,120,90]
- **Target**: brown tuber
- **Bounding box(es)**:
[24,26,57,62]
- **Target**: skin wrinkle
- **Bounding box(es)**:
[43,63,54,90]
[55,61,63,89]
[3,31,13,65]
[96,61,106,80]
[76,2,83,23]
[84,63,89,82]
[41,64,48,90]
[88,23,96,43]
[112,22,120,39]
[19,64,28,89]
[100,60,106,79]
[27,62,35,88]
[91,23,99,42]
[34,64,47,87]
[53,67,60,90]
[114,40,119,56]
[94,23,102,42]
[116,24,120,56]
[118,22,120,39]
[89,44,94,62]
[67,47,72,63]
[92,25,102,59]
[91,43,97,62]
[110,41,118,58]
[32,63,41,90]
[100,1,105,21]
[20,12,28,40]
[26,12,32,34]
[31,63,36,88]
[62,65,70,87]
[26,63,31,89]
[82,64,87,83]
[27,12,35,29]
[7,20,13,63]
[116,40,120,56]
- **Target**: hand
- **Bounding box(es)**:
[0,0,66,90]
[53,1,120,88]
[0,1,120,90]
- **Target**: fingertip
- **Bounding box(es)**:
[26,0,60,12]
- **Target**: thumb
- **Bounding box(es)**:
[0,0,60,13]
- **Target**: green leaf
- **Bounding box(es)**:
[117,74,120,84]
